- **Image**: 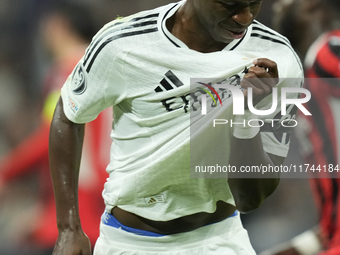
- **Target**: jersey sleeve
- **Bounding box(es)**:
[61,33,127,124]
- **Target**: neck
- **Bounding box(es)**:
[167,3,228,53]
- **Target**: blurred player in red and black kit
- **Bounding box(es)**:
[261,0,340,254]
[0,2,111,254]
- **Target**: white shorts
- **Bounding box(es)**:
[93,212,256,255]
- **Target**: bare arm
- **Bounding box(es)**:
[228,58,281,213]
[49,97,91,255]
[228,133,282,212]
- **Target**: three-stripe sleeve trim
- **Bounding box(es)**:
[84,14,160,72]
[251,22,303,72]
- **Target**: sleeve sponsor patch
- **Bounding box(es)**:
[67,96,81,114]
[71,64,87,95]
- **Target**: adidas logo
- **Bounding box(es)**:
[144,194,166,205]
[147,198,157,204]
[155,70,184,92]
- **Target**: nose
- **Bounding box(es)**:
[232,7,253,26]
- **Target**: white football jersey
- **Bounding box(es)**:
[61,1,304,220]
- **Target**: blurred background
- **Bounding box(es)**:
[0,0,319,254]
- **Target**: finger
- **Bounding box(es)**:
[241,76,274,107]
[241,78,263,97]
[253,58,279,78]
[243,72,273,94]
[247,66,278,88]
[247,66,269,79]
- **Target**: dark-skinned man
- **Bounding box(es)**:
[49,0,303,254]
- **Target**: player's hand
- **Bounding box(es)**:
[52,229,91,255]
[241,58,279,108]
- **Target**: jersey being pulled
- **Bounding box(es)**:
[61,1,303,220]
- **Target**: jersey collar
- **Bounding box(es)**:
[160,1,252,52]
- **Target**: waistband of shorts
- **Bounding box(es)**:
[99,211,243,249]
[101,210,238,237]
[102,212,165,237]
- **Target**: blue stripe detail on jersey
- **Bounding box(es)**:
[86,27,158,72]
[102,212,165,237]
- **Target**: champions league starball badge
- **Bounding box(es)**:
[71,64,87,95]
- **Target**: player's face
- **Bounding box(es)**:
[193,0,263,43]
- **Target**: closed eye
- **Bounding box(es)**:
[218,0,262,9]
[250,0,262,6]
[218,1,237,9]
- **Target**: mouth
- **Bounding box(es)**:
[225,29,246,39]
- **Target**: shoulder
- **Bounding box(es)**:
[89,2,177,51]
[250,20,291,46]
[82,3,177,73]
[97,6,162,41]
[248,20,303,78]
[305,30,340,71]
